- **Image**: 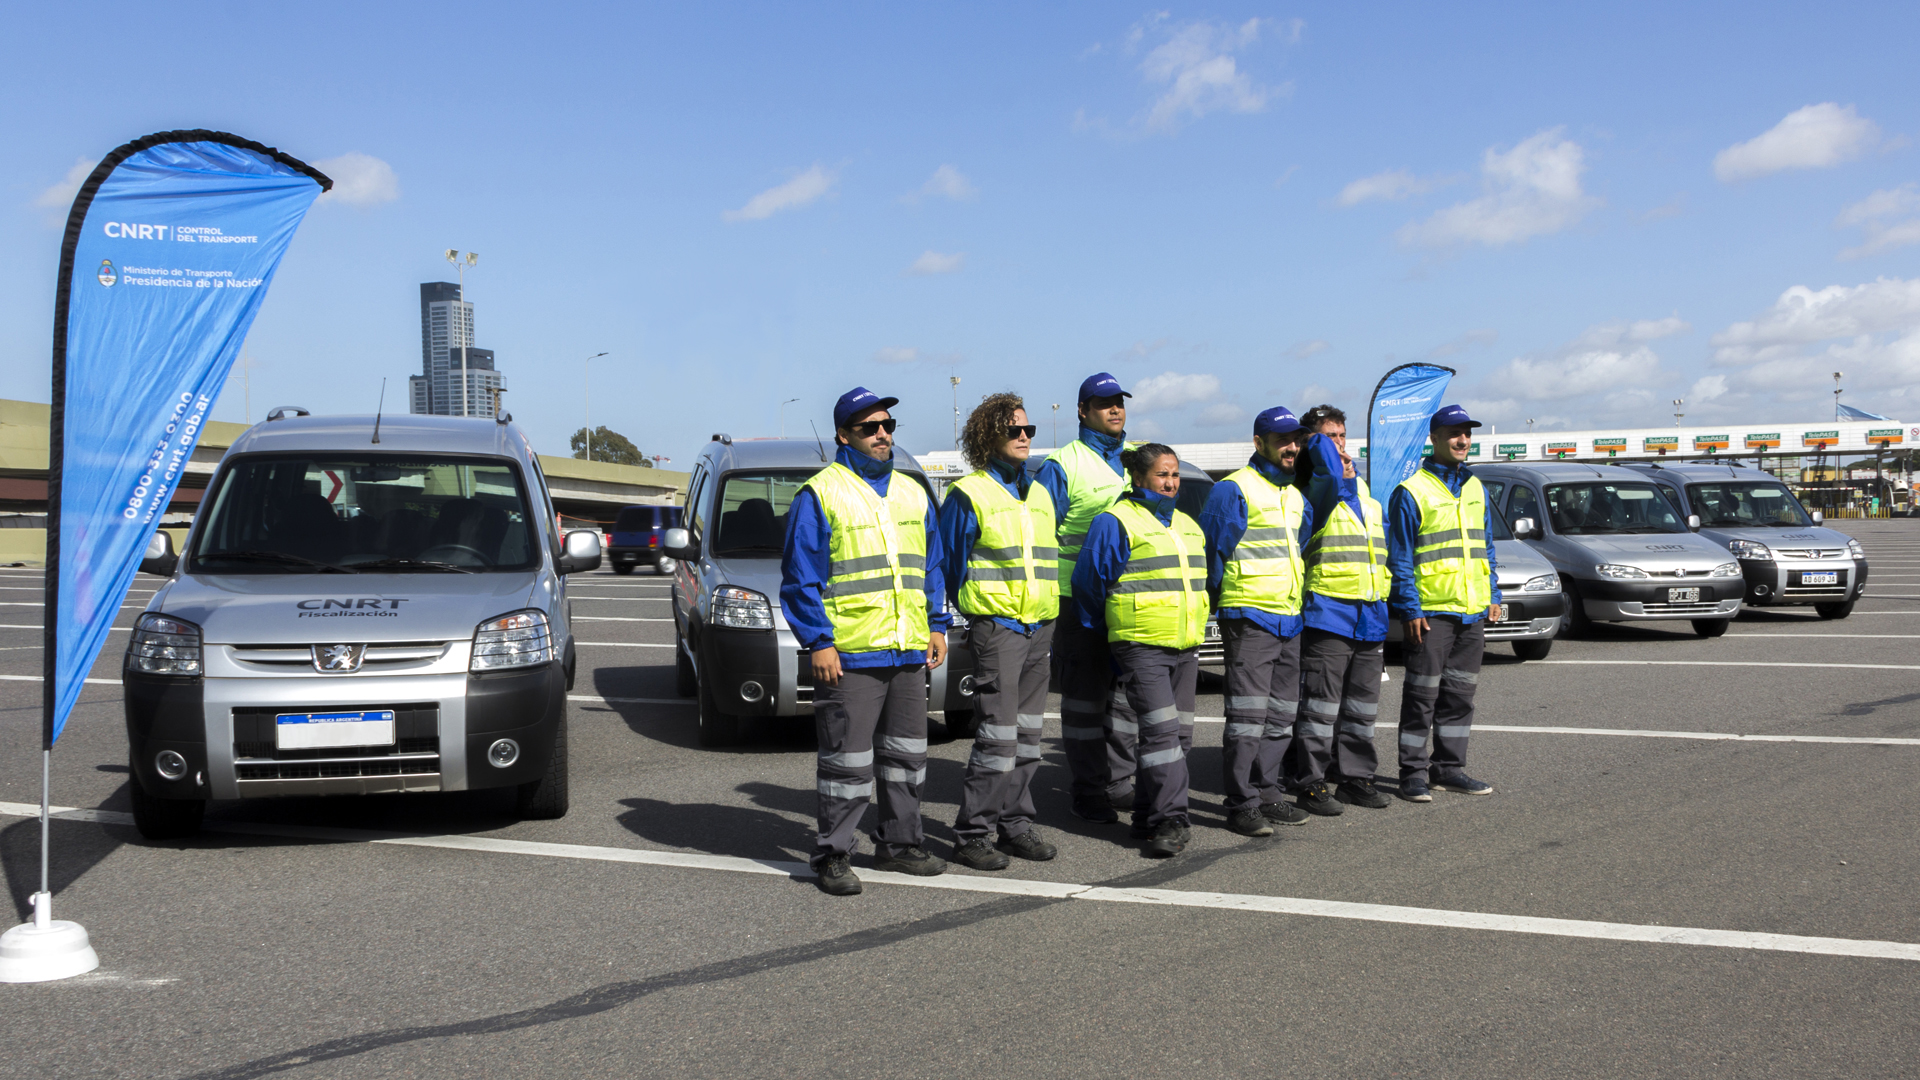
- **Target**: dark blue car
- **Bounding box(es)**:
[609,504,683,575]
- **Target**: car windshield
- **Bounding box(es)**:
[1685,481,1813,528]
[190,454,540,572]
[1543,482,1687,535]
[712,472,810,556]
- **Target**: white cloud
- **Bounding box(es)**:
[313,152,399,207]
[1841,220,1920,260]
[1836,184,1920,259]
[1283,339,1329,360]
[1689,374,1729,403]
[1425,328,1499,358]
[723,164,836,222]
[1709,277,1920,416]
[905,250,965,276]
[906,164,977,203]
[1337,168,1436,207]
[1472,319,1688,425]
[1131,371,1223,410]
[1713,103,1880,182]
[1399,129,1598,248]
[1195,402,1247,428]
[1136,18,1283,134]
[1712,278,1920,359]
[34,158,94,211]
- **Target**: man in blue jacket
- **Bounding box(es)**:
[781,387,951,896]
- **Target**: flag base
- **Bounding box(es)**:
[0,893,99,983]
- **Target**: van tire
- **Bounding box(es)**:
[514,715,570,819]
[613,563,635,575]
[129,773,204,841]
[697,668,742,747]
[1512,639,1553,661]
[1815,601,1854,620]
[675,637,698,697]
[1691,618,1731,638]
[1561,588,1593,638]
[943,710,978,740]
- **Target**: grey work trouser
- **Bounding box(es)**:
[1397,615,1484,781]
[954,619,1055,841]
[1108,642,1196,829]
[1057,615,1137,804]
[812,664,928,864]
[1294,629,1385,787]
[1220,619,1301,811]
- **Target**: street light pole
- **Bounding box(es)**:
[1672,398,1684,427]
[1833,371,1844,422]
[582,352,608,460]
[779,397,800,438]
[950,375,962,450]
[445,250,479,417]
[1051,403,1060,449]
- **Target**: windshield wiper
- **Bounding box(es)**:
[196,550,357,574]
[344,557,477,574]
[1616,526,1676,534]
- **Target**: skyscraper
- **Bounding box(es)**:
[410,281,505,416]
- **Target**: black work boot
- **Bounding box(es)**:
[1260,800,1310,826]
[1225,807,1274,837]
[952,838,1011,871]
[1144,819,1190,858]
[1335,778,1391,809]
[873,846,948,876]
[1298,782,1344,816]
[998,830,1058,861]
[814,853,862,896]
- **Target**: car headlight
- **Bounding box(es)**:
[127,613,202,676]
[1727,539,1771,560]
[471,609,553,671]
[711,586,774,630]
[1848,538,1865,558]
[1595,563,1648,579]
[1521,573,1560,592]
[1711,562,1740,577]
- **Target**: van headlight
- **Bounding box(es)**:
[471,610,553,671]
[1848,538,1865,558]
[1727,539,1771,560]
[711,586,774,630]
[1711,562,1740,577]
[1595,563,1648,579]
[127,613,202,676]
[1521,573,1559,592]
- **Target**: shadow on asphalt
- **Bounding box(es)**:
[0,814,123,922]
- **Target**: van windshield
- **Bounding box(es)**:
[712,472,812,556]
[1543,482,1687,535]
[1685,481,1813,528]
[190,454,540,573]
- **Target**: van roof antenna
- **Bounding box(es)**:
[809,420,827,463]
[372,378,387,444]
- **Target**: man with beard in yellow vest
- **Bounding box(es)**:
[781,387,950,896]
[1032,372,1136,824]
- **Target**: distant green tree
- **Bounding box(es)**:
[570,426,648,466]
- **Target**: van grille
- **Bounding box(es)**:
[227,642,451,672]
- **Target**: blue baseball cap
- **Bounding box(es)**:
[1430,403,1482,430]
[1253,406,1303,437]
[1077,372,1132,404]
[833,386,900,429]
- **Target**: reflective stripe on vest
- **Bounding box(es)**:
[951,470,1060,623]
[1303,492,1391,602]
[802,462,930,654]
[1103,499,1210,650]
[1050,438,1131,595]
[1217,466,1306,616]
[1399,468,1492,614]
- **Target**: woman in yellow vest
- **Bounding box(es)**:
[1069,443,1209,858]
[937,393,1061,871]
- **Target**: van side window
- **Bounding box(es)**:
[686,467,710,543]
[1506,484,1541,531]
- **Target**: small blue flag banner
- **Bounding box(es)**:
[45,132,329,745]
[1363,363,1454,490]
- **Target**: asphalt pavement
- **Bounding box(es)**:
[1,520,1918,1079]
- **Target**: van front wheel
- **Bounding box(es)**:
[514,716,570,819]
[1815,601,1854,620]
[1692,618,1731,638]
[697,668,742,748]
[1512,639,1553,661]
[129,772,204,841]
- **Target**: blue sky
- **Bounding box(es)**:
[4,2,1919,460]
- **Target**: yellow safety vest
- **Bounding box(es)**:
[1304,491,1391,603]
[1399,468,1492,614]
[1217,466,1306,616]
[951,470,1059,623]
[801,461,930,654]
[1049,438,1131,595]
[1101,499,1210,650]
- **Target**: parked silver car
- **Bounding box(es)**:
[1474,462,1744,638]
[1622,462,1869,619]
[125,410,600,839]
[664,436,975,746]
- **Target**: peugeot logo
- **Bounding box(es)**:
[1673,568,1688,578]
[312,644,366,673]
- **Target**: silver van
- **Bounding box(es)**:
[1474,462,1744,638]
[125,410,602,839]
[1623,462,1869,619]
[664,436,975,746]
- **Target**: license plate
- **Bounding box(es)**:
[1206,622,1221,641]
[276,710,396,750]
[1668,588,1700,603]
[1495,603,1509,622]
[1802,571,1837,585]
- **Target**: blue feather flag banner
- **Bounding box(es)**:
[44,132,329,745]
[1364,363,1454,491]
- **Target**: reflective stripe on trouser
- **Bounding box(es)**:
[1220,618,1302,810]
[955,619,1056,841]
[1291,629,1386,787]
[1397,616,1484,780]
[1108,641,1197,829]
[812,664,929,863]
[1056,615,1137,803]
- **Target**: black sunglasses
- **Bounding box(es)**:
[1005,424,1037,439]
[849,418,898,437]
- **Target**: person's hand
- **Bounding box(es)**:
[1339,452,1356,480]
[811,646,843,687]
[927,631,948,670]
[1487,603,1503,623]
[1406,616,1429,645]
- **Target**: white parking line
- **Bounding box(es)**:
[3,801,1911,963]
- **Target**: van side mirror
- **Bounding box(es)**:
[1687,514,1701,532]
[139,531,178,577]
[1511,517,1540,540]
[1810,511,1824,525]
[662,526,699,562]
[558,529,602,575]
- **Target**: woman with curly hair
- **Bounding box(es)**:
[1069,443,1208,857]
[936,392,1062,870]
